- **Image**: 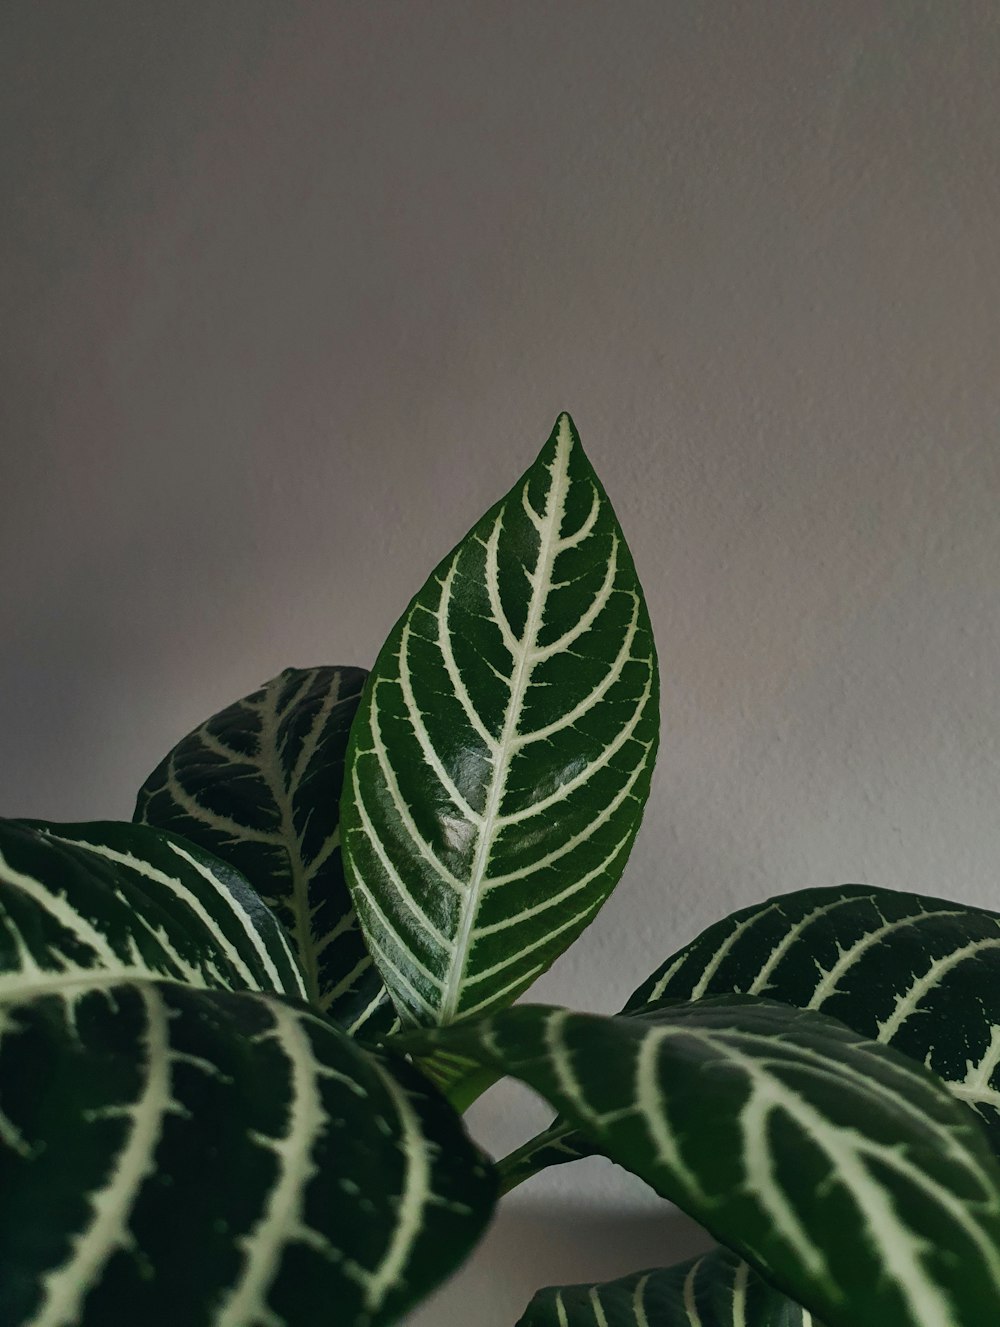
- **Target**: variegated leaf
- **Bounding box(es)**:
[502,885,1000,1187]
[135,666,394,1038]
[0,978,495,1327]
[0,818,304,1000]
[627,886,1000,1151]
[518,1247,815,1327]
[341,414,658,1026]
[404,999,1000,1327]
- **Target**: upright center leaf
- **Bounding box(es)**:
[341,414,659,1026]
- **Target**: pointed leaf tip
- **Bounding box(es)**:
[342,418,659,1027]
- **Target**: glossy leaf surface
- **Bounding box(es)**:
[406,999,1000,1327]
[518,1248,815,1327]
[342,414,658,1025]
[627,885,1000,1150]
[1,818,304,1000]
[506,884,1000,1185]
[0,981,495,1327]
[135,667,393,1036]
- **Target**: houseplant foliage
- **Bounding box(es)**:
[3,417,1000,1326]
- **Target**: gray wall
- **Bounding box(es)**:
[4,3,1000,1322]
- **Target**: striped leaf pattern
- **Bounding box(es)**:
[341,414,659,1026]
[501,885,1000,1187]
[0,979,496,1327]
[518,1247,815,1327]
[135,667,394,1038]
[626,886,1000,1152]
[0,818,305,1000]
[404,998,1000,1327]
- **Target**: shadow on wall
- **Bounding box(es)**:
[409,1195,713,1325]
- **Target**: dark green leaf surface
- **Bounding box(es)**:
[0,819,304,1000]
[135,666,393,1036]
[627,886,1000,1151]
[0,980,495,1327]
[518,1247,815,1327]
[507,885,1000,1185]
[341,414,659,1026]
[406,999,1000,1327]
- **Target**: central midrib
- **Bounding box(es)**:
[257,692,321,1006]
[439,432,571,1023]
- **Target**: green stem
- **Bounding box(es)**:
[496,1121,580,1195]
[496,1139,545,1196]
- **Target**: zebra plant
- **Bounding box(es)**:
[4,416,1000,1327]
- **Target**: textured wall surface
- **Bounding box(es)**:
[3,3,1000,1322]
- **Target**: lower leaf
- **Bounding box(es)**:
[518,1247,815,1327]
[0,980,496,1327]
[502,884,1000,1187]
[403,998,1000,1327]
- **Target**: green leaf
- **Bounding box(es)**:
[504,884,1000,1186]
[135,666,394,1037]
[626,886,1000,1152]
[0,980,496,1326]
[404,999,1000,1327]
[0,818,305,1000]
[0,818,495,1323]
[341,413,659,1026]
[518,1247,815,1327]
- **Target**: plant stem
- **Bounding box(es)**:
[495,1122,580,1196]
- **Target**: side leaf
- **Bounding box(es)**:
[0,980,496,1326]
[341,413,659,1026]
[504,884,1000,1185]
[518,1247,815,1327]
[627,885,1000,1151]
[135,666,393,1037]
[404,999,1000,1327]
[0,818,305,1000]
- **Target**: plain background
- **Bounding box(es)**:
[4,2,1000,1322]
